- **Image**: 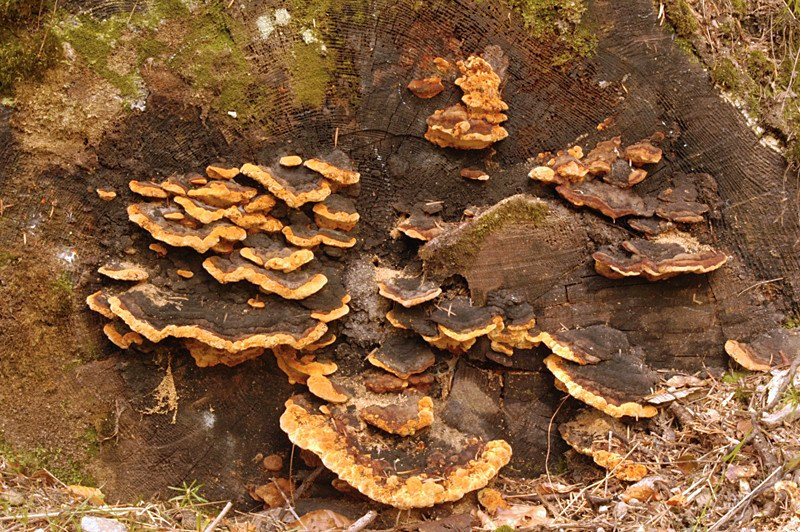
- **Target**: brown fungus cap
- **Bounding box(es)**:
[205,162,240,180]
[592,230,727,281]
[368,333,437,379]
[307,374,350,403]
[655,175,710,224]
[282,216,356,248]
[312,194,359,231]
[583,137,621,176]
[432,298,502,342]
[460,168,490,181]
[364,371,410,394]
[603,159,648,188]
[425,103,508,150]
[540,324,631,365]
[545,351,658,418]
[187,180,258,208]
[128,203,247,253]
[279,396,512,508]
[227,207,283,233]
[96,188,116,201]
[107,283,327,353]
[359,396,434,436]
[724,329,800,372]
[556,180,654,220]
[396,208,445,241]
[273,345,337,379]
[624,140,663,166]
[386,304,439,338]
[378,276,442,308]
[240,234,314,273]
[241,163,331,208]
[86,290,115,319]
[300,278,351,323]
[454,55,508,123]
[243,194,277,214]
[408,76,445,99]
[560,409,648,481]
[98,263,149,282]
[173,196,239,224]
[627,217,674,237]
[551,154,589,183]
[129,180,168,199]
[203,253,327,300]
[184,339,265,368]
[303,150,361,186]
[103,322,144,349]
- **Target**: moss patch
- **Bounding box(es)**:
[421,196,549,275]
[664,0,698,40]
[711,57,740,90]
[0,435,96,486]
[166,5,275,121]
[505,0,597,66]
[288,42,334,108]
[0,0,62,97]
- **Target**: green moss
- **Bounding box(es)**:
[50,272,73,317]
[0,0,62,96]
[783,314,800,328]
[731,0,748,17]
[167,5,274,121]
[747,50,774,83]
[721,369,749,383]
[494,527,515,532]
[0,435,95,486]
[711,57,740,90]
[288,42,333,107]
[0,249,18,268]
[507,0,597,65]
[421,197,549,275]
[60,15,141,98]
[664,0,698,39]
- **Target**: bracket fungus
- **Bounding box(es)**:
[129,180,169,199]
[378,275,442,308]
[282,215,357,248]
[205,162,241,180]
[555,180,654,220]
[312,194,360,231]
[279,395,512,509]
[432,298,502,342]
[239,234,314,272]
[368,333,437,379]
[460,168,490,181]
[202,253,328,300]
[241,163,331,208]
[98,263,149,282]
[425,50,509,150]
[359,396,435,436]
[725,329,800,371]
[128,203,247,253]
[408,76,445,99]
[560,410,649,482]
[539,324,630,365]
[302,150,362,186]
[593,231,728,281]
[395,204,446,242]
[544,350,658,419]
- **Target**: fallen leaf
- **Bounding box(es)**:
[477,488,509,514]
[775,481,800,515]
[725,464,757,482]
[249,478,294,509]
[66,485,105,506]
[621,476,664,503]
[286,509,353,531]
[478,504,551,529]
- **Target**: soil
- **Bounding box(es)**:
[0,0,798,518]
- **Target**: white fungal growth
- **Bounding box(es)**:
[274,8,290,26]
[256,14,274,39]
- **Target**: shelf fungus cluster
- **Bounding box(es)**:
[529,135,728,281]
[424,48,509,150]
[88,151,360,368]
